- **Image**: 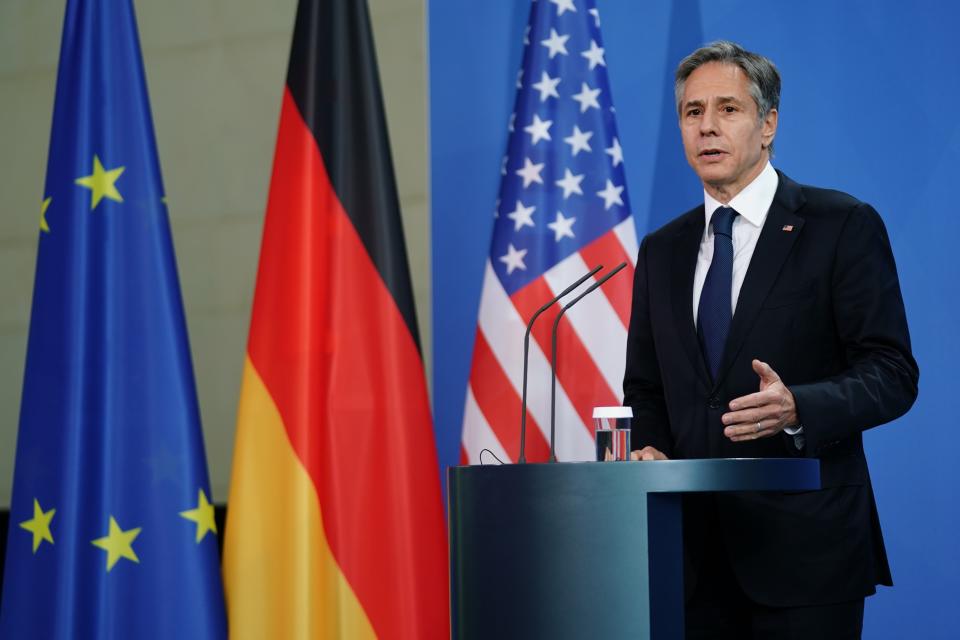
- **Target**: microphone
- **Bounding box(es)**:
[549,262,628,462]
[517,265,603,463]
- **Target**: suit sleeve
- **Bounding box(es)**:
[623,236,674,456]
[790,203,919,456]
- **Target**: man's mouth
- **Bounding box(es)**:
[700,149,726,157]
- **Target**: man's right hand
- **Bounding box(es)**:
[630,446,668,461]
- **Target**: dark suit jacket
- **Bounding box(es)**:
[623,170,919,607]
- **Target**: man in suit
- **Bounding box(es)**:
[623,41,919,639]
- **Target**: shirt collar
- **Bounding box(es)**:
[703,162,779,231]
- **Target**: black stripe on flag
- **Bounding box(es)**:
[284,0,422,353]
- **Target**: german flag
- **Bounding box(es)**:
[222,0,448,637]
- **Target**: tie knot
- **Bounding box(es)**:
[711,206,737,238]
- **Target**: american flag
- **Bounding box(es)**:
[462,0,639,464]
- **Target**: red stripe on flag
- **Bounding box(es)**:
[511,277,620,431]
[469,330,551,462]
[579,232,634,328]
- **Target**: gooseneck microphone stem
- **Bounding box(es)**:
[517,264,603,463]
[549,262,628,462]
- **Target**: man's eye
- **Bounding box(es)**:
[723,106,737,113]
[687,109,701,116]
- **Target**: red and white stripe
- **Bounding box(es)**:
[462,223,639,464]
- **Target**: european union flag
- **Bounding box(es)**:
[0,0,227,637]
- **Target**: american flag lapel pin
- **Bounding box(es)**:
[782,224,794,232]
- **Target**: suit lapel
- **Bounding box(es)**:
[671,208,711,385]
[713,172,806,388]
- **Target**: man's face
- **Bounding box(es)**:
[679,62,777,199]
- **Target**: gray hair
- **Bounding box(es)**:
[675,40,780,153]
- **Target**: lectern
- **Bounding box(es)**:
[448,459,818,639]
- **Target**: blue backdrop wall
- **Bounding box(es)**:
[429,1,959,637]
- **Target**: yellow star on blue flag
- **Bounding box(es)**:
[179,489,218,542]
[75,155,125,210]
[19,499,55,553]
[40,197,52,233]
[91,516,141,571]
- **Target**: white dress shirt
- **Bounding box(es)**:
[690,162,803,445]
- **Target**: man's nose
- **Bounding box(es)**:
[700,107,718,135]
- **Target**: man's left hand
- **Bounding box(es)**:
[722,359,798,441]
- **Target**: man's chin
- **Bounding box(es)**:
[695,166,732,187]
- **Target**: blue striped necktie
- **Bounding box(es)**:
[698,206,738,379]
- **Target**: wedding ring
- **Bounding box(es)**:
[756,422,762,433]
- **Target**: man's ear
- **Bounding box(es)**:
[761,108,778,149]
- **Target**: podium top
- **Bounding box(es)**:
[449,458,820,494]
